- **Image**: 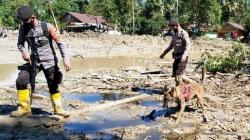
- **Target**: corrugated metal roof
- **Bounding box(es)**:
[225,22,245,31]
[62,12,107,25]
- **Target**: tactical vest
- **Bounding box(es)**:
[24,22,57,68]
[172,30,187,59]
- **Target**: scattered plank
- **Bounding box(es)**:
[0,115,66,128]
[71,93,153,116]
[140,69,167,75]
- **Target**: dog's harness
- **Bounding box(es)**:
[182,83,191,101]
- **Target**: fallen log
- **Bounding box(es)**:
[140,69,167,74]
[131,74,169,79]
[70,93,153,116]
[0,115,66,127]
[68,87,83,93]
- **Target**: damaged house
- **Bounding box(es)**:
[60,12,107,32]
[218,22,245,39]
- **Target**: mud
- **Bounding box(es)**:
[0,32,249,140]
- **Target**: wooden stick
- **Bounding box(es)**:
[71,93,153,116]
[140,69,166,74]
[48,0,59,32]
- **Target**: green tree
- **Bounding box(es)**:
[28,0,48,21]
[220,0,247,23]
[0,0,31,28]
[75,0,89,13]
[114,0,143,34]
[178,0,221,31]
[137,0,166,35]
[87,0,119,25]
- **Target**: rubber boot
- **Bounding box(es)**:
[51,93,69,118]
[10,89,31,117]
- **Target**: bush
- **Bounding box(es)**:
[201,43,250,73]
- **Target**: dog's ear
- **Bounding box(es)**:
[168,87,175,96]
[163,85,169,92]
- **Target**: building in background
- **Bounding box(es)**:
[60,12,107,32]
[218,22,245,40]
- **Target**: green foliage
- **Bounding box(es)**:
[136,0,166,35]
[136,13,166,35]
[0,0,29,28]
[179,0,221,31]
[220,0,248,23]
[201,44,250,73]
[0,0,248,35]
[244,11,250,33]
[87,0,119,25]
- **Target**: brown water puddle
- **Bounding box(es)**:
[0,64,17,81]
[63,56,148,74]
[0,56,150,85]
[0,64,18,86]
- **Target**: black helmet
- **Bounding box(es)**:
[169,18,179,26]
[16,5,34,21]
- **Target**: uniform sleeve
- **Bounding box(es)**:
[17,25,28,53]
[164,38,174,53]
[182,31,191,59]
[48,24,70,64]
[160,37,174,58]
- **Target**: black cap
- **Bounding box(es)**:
[169,18,179,26]
[16,5,34,21]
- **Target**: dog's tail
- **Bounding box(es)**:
[194,62,206,84]
[201,65,206,84]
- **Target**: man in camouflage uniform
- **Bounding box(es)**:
[11,5,71,117]
[160,18,191,85]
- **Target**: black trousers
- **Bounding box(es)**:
[172,57,188,77]
[16,65,62,94]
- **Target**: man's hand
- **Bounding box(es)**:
[22,51,30,63]
[64,61,71,72]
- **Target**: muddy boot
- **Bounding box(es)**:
[50,93,70,118]
[10,89,31,117]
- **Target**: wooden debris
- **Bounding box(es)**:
[32,93,47,99]
[140,69,167,75]
[0,115,66,128]
[71,93,154,116]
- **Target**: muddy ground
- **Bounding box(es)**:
[0,32,249,140]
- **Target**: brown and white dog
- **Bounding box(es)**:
[163,82,205,124]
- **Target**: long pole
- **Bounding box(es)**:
[132,0,135,35]
[176,0,178,16]
[159,0,164,16]
[48,0,59,32]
